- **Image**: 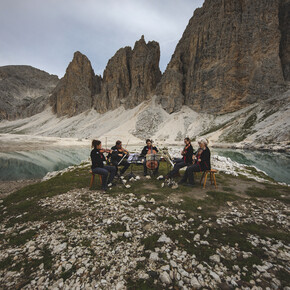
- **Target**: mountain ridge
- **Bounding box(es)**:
[0,0,289,148]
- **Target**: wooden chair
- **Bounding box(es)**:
[199,169,218,189]
[89,171,103,189]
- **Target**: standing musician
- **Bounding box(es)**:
[179,138,211,186]
[90,140,116,192]
[110,140,130,176]
[141,139,159,176]
[166,137,194,179]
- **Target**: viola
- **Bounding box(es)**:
[146,147,159,170]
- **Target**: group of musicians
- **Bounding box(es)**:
[90,137,211,191]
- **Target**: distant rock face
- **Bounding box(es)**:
[50,51,99,117]
[279,0,290,81]
[94,36,161,113]
[0,66,58,120]
[156,0,288,114]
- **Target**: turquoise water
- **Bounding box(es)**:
[212,148,290,184]
[0,147,90,181]
[0,147,289,184]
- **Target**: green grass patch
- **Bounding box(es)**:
[126,277,161,290]
[60,265,77,281]
[245,186,282,198]
[106,223,126,233]
[1,167,88,226]
[222,186,235,192]
[141,233,160,251]
[236,223,289,244]
[276,268,290,287]
[6,229,37,246]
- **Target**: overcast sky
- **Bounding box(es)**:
[0,0,204,78]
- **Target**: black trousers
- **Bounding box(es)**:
[181,164,202,184]
[112,160,130,175]
[168,158,187,178]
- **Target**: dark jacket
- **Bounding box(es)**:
[141,146,158,157]
[91,148,105,169]
[197,147,211,171]
[110,145,126,163]
[183,144,194,164]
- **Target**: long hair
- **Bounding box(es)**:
[92,139,101,149]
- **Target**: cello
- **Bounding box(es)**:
[146,143,159,170]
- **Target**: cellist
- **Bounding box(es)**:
[165,137,194,179]
[141,139,159,176]
[110,140,130,177]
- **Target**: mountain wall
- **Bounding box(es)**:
[156,0,288,114]
[0,66,58,120]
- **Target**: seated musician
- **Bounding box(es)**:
[141,139,159,176]
[110,140,130,176]
[90,140,116,192]
[179,138,211,186]
[166,137,194,179]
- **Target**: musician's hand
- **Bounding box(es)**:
[118,154,123,157]
[198,159,201,162]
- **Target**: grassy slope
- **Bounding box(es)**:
[1,161,289,288]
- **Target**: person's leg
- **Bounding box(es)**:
[187,164,201,185]
[179,166,189,183]
[174,158,184,163]
[111,161,119,175]
[143,158,147,176]
[168,160,186,178]
[92,167,109,189]
[120,160,130,175]
[153,161,160,176]
[104,165,116,184]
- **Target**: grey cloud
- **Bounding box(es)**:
[0,0,204,77]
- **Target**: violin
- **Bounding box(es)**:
[99,148,112,154]
[182,143,191,156]
[120,147,129,155]
[193,148,203,164]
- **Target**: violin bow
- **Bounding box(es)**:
[156,142,174,167]
[118,139,130,165]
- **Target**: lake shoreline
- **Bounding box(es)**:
[0,133,289,153]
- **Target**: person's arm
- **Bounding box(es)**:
[141,146,147,156]
[200,149,210,164]
[111,149,119,160]
[154,146,158,153]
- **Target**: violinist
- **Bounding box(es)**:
[166,137,194,179]
[90,140,116,192]
[179,138,211,186]
[110,140,130,176]
[141,139,159,176]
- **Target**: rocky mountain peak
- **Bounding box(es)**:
[94,35,161,113]
[50,51,97,117]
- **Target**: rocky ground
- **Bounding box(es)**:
[0,162,289,289]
